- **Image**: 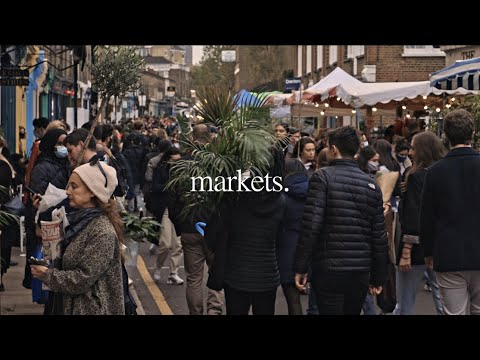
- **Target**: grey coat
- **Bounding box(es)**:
[42,215,125,315]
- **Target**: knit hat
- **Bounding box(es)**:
[73,161,118,204]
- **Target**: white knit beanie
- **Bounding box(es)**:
[73,162,118,204]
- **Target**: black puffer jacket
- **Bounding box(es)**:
[30,154,70,195]
[294,159,388,286]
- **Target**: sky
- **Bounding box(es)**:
[192,46,204,65]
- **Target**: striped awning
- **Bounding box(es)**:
[430,57,480,90]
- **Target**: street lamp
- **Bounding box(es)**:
[138,94,146,117]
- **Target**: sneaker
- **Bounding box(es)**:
[424,283,432,292]
[153,269,162,281]
[148,243,157,255]
[167,273,184,285]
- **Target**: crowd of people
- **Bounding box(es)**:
[1,108,479,315]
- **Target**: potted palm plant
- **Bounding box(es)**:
[166,84,278,221]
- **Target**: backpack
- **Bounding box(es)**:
[108,153,130,197]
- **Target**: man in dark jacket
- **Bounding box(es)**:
[420,108,480,315]
[294,126,388,315]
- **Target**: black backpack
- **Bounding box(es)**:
[108,153,130,197]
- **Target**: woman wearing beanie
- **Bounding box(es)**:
[31,160,126,315]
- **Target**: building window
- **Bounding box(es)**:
[317,45,323,69]
[329,45,338,65]
[403,45,446,57]
[306,46,312,74]
[297,45,303,77]
[347,45,365,76]
[347,45,364,59]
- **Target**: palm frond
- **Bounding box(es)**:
[167,84,278,220]
[0,210,19,227]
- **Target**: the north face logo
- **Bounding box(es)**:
[368,183,375,189]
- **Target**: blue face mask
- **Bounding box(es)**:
[55,145,68,158]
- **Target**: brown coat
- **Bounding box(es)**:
[42,215,124,315]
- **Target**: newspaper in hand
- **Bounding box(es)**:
[40,219,63,262]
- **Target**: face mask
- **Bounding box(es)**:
[396,154,407,163]
[363,141,369,147]
[33,129,42,139]
[368,161,379,172]
[287,144,294,154]
[55,145,68,158]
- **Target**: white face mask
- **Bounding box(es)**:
[368,161,379,171]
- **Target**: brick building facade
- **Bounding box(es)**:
[293,45,446,132]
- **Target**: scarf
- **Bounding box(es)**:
[60,207,104,255]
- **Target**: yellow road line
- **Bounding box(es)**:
[136,255,173,315]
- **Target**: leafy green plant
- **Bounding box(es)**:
[122,212,161,244]
[167,85,278,221]
[77,46,145,167]
[0,186,19,266]
[0,185,19,228]
[441,94,480,146]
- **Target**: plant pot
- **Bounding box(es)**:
[124,237,139,267]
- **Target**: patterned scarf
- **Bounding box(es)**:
[60,207,104,255]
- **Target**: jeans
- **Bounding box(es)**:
[393,265,444,315]
[426,267,444,315]
[311,270,369,315]
[127,184,144,212]
[363,293,377,315]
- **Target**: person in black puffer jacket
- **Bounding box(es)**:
[294,126,388,315]
[24,129,70,293]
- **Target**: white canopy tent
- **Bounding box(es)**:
[304,67,363,95]
[327,81,477,108]
[301,66,478,109]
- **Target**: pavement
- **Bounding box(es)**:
[1,243,437,315]
[0,246,145,315]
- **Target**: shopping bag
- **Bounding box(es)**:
[31,244,49,304]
